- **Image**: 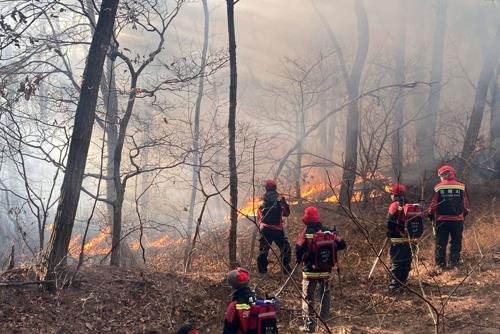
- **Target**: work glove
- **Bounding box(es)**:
[427,213,435,221]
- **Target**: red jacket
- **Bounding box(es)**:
[387,199,406,238]
[428,179,470,221]
[223,287,256,334]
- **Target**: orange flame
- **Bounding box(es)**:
[324,193,339,203]
[238,197,261,217]
[130,235,173,251]
[69,227,111,258]
[68,234,82,257]
[300,183,329,199]
[280,172,389,205]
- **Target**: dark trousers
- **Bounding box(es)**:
[389,243,412,288]
[302,278,330,332]
[435,220,464,267]
[257,228,291,273]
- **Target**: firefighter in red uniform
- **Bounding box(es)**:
[386,183,413,291]
[223,268,257,334]
[257,180,292,275]
[224,268,279,334]
[295,206,346,333]
[428,165,470,268]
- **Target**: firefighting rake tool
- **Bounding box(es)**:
[368,237,388,279]
[275,263,298,297]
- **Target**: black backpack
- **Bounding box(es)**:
[260,201,282,226]
[403,203,424,239]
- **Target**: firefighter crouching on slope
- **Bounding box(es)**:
[386,183,414,291]
[223,267,279,334]
[257,180,292,275]
[428,165,470,269]
[295,206,346,333]
[223,268,256,333]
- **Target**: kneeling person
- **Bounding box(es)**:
[223,268,279,334]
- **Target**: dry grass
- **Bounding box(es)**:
[0,194,498,333]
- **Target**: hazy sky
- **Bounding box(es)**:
[170,0,498,114]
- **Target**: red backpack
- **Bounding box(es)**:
[403,203,424,239]
[305,231,337,271]
[237,300,278,334]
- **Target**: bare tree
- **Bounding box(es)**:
[416,0,447,169]
[491,65,500,177]
[339,0,369,205]
[459,25,500,175]
[226,0,238,268]
[43,0,120,281]
[185,0,209,269]
[391,0,407,179]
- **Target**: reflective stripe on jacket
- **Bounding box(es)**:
[428,179,470,221]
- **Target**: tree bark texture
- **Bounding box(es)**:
[44,0,120,279]
[226,0,239,268]
[339,0,369,205]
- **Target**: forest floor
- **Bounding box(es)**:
[1,192,499,333]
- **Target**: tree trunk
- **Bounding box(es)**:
[459,26,500,176]
[416,0,447,169]
[110,189,124,266]
[226,0,239,269]
[43,0,119,281]
[319,97,328,157]
[411,0,427,166]
[89,0,118,229]
[311,1,347,164]
[110,75,138,266]
[391,0,407,179]
[104,59,119,227]
[295,88,305,205]
[491,66,500,177]
[185,0,209,270]
[339,0,369,205]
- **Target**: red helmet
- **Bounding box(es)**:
[264,179,277,190]
[390,183,406,195]
[302,206,320,224]
[227,267,250,288]
[437,165,456,180]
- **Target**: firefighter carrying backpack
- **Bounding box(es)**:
[403,203,424,239]
[238,299,278,334]
[305,230,337,272]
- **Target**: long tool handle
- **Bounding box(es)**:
[368,237,388,279]
[275,263,298,297]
